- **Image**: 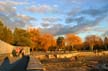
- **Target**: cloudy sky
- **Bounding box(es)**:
[0,0,108,39]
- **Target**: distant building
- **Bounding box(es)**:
[0,40,14,54]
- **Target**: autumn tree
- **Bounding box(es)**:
[85,35,103,51]
[13,28,32,46]
[65,34,82,50]
[40,33,56,51]
[56,36,65,50]
[0,21,13,44]
[27,28,41,51]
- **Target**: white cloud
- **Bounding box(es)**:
[0,1,28,6]
[42,17,62,22]
[41,24,64,35]
[0,1,36,29]
[26,4,58,14]
[61,0,86,4]
[17,14,36,21]
[41,21,50,27]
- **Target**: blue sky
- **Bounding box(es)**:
[0,0,108,39]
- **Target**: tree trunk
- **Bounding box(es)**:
[90,45,94,51]
[71,44,74,51]
[105,45,107,50]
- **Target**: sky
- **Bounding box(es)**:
[0,0,108,39]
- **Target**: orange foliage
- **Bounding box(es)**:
[85,35,103,47]
[27,28,41,49]
[40,33,56,51]
[28,28,40,42]
[27,28,56,51]
[65,34,82,46]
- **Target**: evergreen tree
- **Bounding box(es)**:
[13,28,32,46]
[0,21,13,44]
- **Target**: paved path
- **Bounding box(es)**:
[27,56,44,70]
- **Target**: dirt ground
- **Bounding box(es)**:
[0,52,108,71]
[41,52,108,71]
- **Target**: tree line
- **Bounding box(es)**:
[0,20,108,51]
